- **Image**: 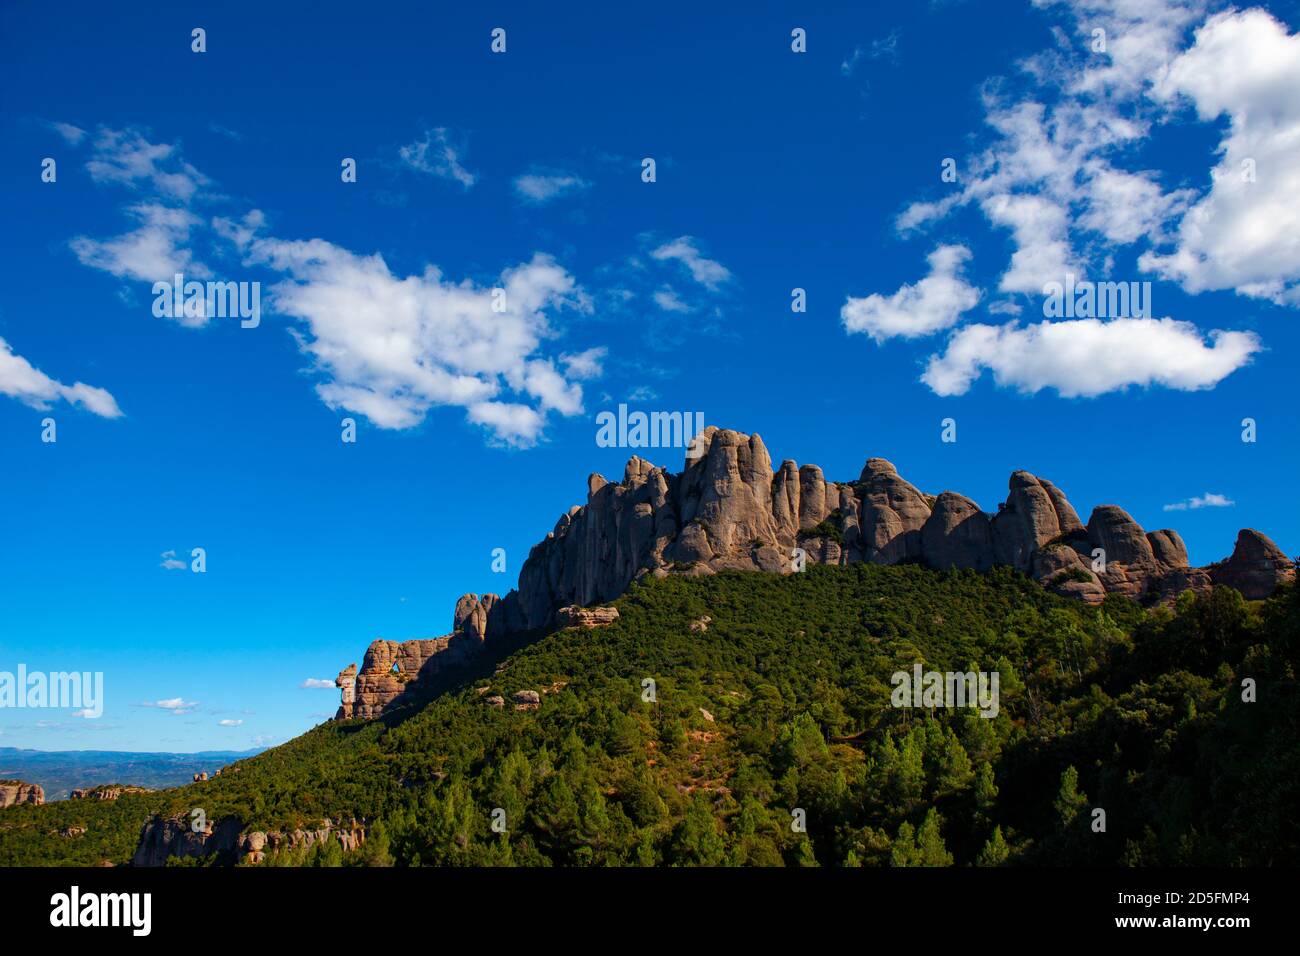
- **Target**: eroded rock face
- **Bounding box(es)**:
[334,664,357,719]
[859,458,932,563]
[1032,544,1106,605]
[1147,529,1190,569]
[922,492,993,572]
[69,785,152,801]
[336,592,530,719]
[992,472,1083,572]
[512,690,541,711]
[133,815,366,867]
[0,781,44,808]
[1089,506,1157,568]
[1211,529,1296,599]
[133,815,244,867]
[555,605,620,628]
[335,426,1294,721]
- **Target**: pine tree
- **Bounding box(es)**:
[669,794,727,866]
[976,825,1010,866]
[914,809,954,866]
[974,761,998,828]
[358,821,394,867]
[889,822,918,867]
[935,727,974,796]
[1054,765,1088,830]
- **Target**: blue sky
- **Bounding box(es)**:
[2,0,1298,751]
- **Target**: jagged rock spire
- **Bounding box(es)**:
[336,426,1295,719]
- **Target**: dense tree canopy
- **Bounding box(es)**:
[3,563,1297,867]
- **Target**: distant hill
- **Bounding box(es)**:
[0,747,263,800]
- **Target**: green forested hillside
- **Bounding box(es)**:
[2,563,1297,867]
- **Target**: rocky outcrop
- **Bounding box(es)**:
[69,785,152,801]
[922,493,992,572]
[132,814,244,866]
[992,472,1083,572]
[334,592,517,720]
[334,663,357,718]
[555,605,620,628]
[858,458,932,563]
[0,780,44,808]
[335,426,1295,719]
[1211,529,1295,600]
[512,690,541,711]
[1148,529,1190,568]
[240,820,366,865]
[133,814,366,867]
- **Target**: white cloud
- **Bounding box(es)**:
[218,719,244,727]
[85,128,210,202]
[399,128,477,189]
[300,678,335,689]
[559,346,606,380]
[71,203,206,286]
[69,129,215,295]
[240,233,593,445]
[1142,9,1300,303]
[513,170,590,203]
[1163,492,1235,511]
[897,194,963,233]
[649,237,731,290]
[64,125,611,448]
[212,209,266,250]
[628,385,658,401]
[841,30,900,75]
[139,697,198,714]
[511,358,584,415]
[1078,160,1190,246]
[0,337,122,418]
[895,1,1199,295]
[1042,0,1209,99]
[921,316,1260,397]
[853,0,1275,405]
[466,401,546,447]
[48,121,87,145]
[986,193,1080,294]
[841,245,981,342]
[159,549,186,570]
[208,122,242,141]
[652,287,692,313]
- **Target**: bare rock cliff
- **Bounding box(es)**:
[132,814,365,866]
[334,426,1295,720]
[0,780,44,808]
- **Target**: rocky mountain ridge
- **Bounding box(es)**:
[0,780,44,808]
[334,426,1294,720]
